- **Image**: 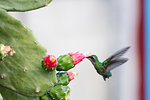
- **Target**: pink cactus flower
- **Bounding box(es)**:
[44,55,57,69]
[66,72,78,81]
[68,51,91,65]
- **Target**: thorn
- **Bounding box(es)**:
[1,74,4,79]
[34,41,37,44]
[24,68,27,72]
[0,94,3,100]
[52,67,55,70]
[50,83,54,87]
[45,4,48,7]
[35,88,40,93]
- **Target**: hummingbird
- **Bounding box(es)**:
[86,47,130,81]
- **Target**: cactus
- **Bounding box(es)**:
[49,85,70,100]
[0,0,97,99]
[0,8,57,99]
[0,0,78,99]
[0,0,52,12]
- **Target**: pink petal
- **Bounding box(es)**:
[69,51,91,65]
[44,55,57,69]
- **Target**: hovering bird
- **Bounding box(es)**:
[86,47,130,81]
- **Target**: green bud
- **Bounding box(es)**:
[56,55,74,71]
[40,94,53,100]
[56,72,69,86]
[49,85,70,100]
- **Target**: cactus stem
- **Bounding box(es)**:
[35,88,40,93]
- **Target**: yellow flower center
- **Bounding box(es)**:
[50,57,55,62]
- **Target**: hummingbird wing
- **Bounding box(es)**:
[103,46,130,72]
[105,58,128,73]
[108,46,130,61]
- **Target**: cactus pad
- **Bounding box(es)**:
[0,9,56,98]
[0,0,52,12]
[0,85,39,100]
[49,85,70,100]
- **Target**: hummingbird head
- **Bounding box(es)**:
[86,55,97,62]
[86,55,99,67]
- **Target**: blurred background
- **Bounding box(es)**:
[8,0,147,100]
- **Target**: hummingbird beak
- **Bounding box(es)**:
[86,56,91,58]
[86,56,93,61]
[86,55,96,63]
[86,55,93,59]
